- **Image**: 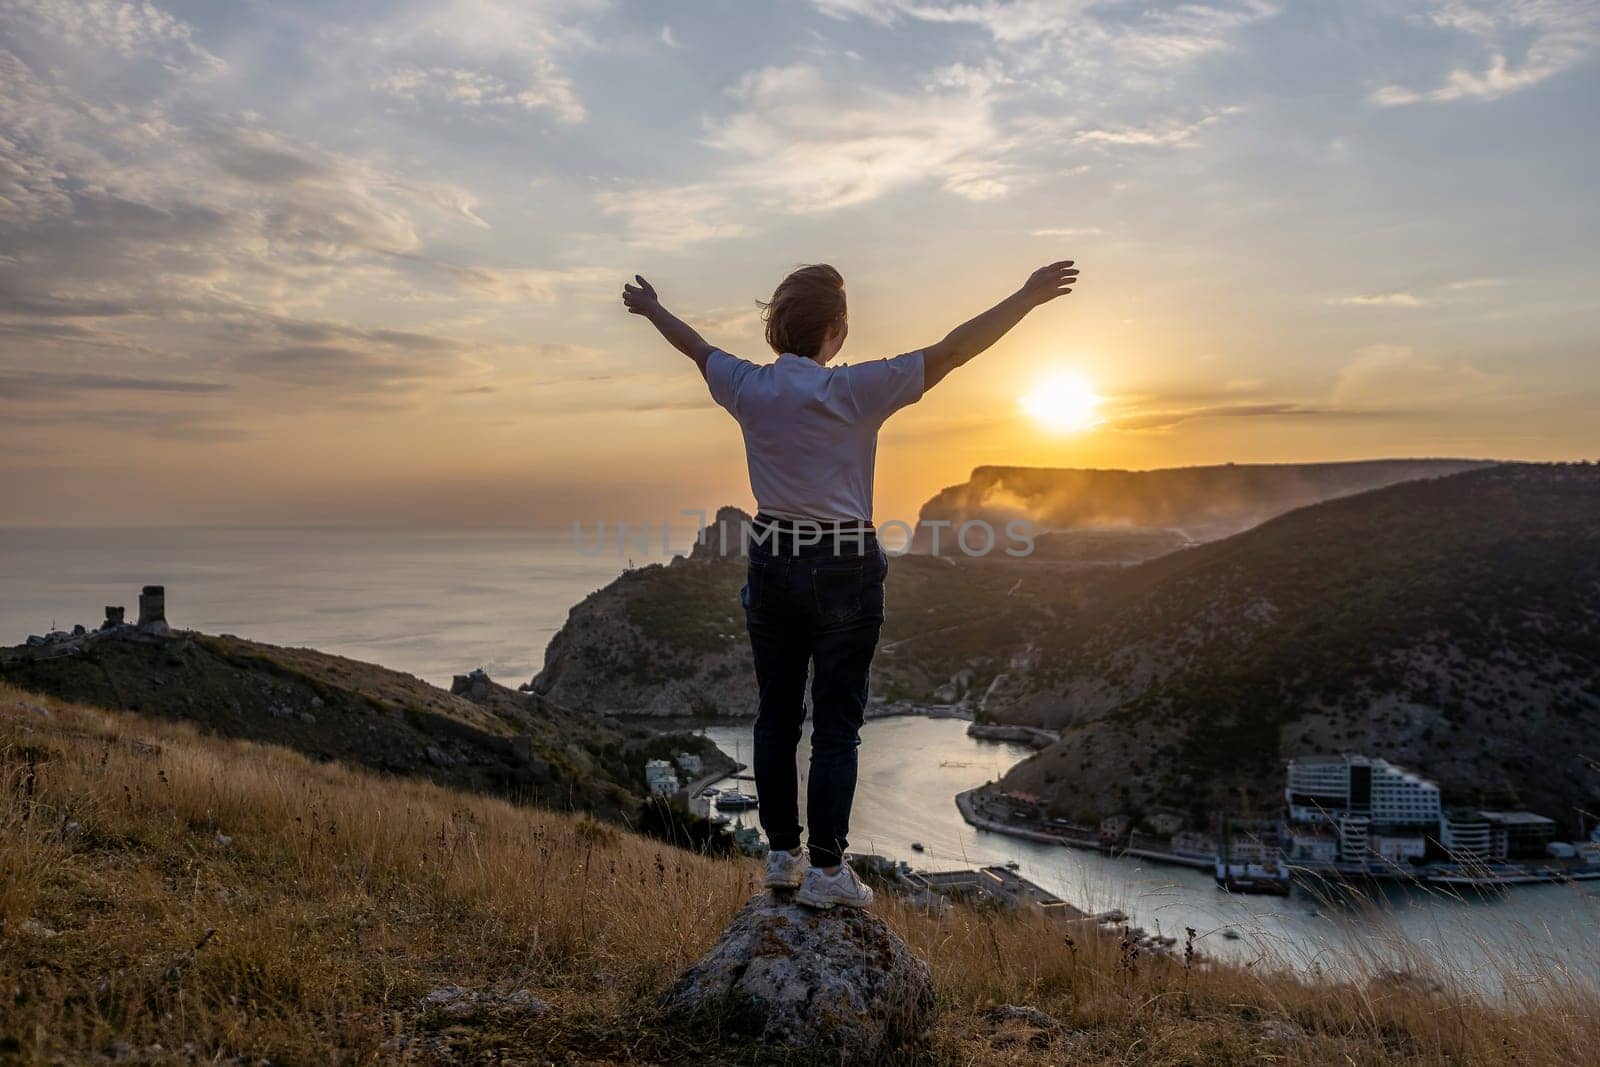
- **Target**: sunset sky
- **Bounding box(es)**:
[3,0,1597,529]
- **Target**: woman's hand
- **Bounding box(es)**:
[622,274,661,317]
[1020,260,1079,306]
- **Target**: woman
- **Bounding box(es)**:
[622,259,1080,908]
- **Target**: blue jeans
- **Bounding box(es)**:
[742,531,887,869]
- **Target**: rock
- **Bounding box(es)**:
[18,918,59,938]
[988,1004,1062,1031]
[424,746,455,768]
[660,891,934,1062]
[419,985,549,1020]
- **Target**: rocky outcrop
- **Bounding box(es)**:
[689,505,755,561]
[661,892,935,1062]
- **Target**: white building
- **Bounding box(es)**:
[1336,814,1371,862]
[674,752,703,776]
[644,759,679,797]
[1289,830,1338,864]
[1370,834,1427,863]
[1285,755,1441,828]
[1440,811,1493,865]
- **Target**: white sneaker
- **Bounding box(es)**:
[764,849,807,889]
[795,863,875,910]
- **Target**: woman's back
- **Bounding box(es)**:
[706,349,924,523]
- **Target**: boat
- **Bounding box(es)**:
[700,787,720,798]
[1215,860,1292,896]
[715,791,759,812]
[910,842,925,852]
[1004,860,1020,870]
[1222,929,1241,941]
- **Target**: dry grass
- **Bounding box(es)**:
[2,683,1597,1066]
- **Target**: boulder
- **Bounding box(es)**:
[661,891,934,1062]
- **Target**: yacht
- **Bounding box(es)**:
[715,790,759,812]
[910,842,925,852]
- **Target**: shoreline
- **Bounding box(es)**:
[955,787,1213,871]
[965,721,1057,748]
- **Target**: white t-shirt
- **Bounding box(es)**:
[705,349,925,523]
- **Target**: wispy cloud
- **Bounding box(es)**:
[596,61,1010,247]
[1372,1,1599,106]
[376,65,585,123]
[1109,401,1396,432]
[1331,291,1427,308]
[1071,107,1242,148]
[1333,344,1509,409]
[0,369,228,398]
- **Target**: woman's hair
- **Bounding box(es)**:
[759,264,846,359]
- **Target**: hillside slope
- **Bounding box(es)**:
[0,625,725,817]
[913,458,1489,547]
[986,463,1600,828]
[5,685,1596,1064]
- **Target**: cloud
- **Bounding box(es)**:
[1071,107,1242,148]
[594,183,749,247]
[1372,1,1599,106]
[354,0,599,123]
[376,66,585,123]
[0,12,613,437]
[599,61,1011,247]
[1332,344,1508,409]
[2,0,223,70]
[447,264,616,302]
[810,0,1279,72]
[1331,291,1426,308]
[0,369,227,398]
[1108,401,1393,432]
[1330,278,1508,308]
[706,63,1008,213]
[4,407,248,442]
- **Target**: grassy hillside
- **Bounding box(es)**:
[0,628,727,820]
[4,684,1598,1064]
[988,463,1600,828]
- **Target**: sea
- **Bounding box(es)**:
[4,525,1597,993]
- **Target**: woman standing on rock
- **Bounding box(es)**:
[623,260,1081,907]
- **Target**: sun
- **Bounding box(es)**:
[1019,371,1103,433]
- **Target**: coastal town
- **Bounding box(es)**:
[960,753,1600,893]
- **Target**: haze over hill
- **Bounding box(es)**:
[912,459,1490,549]
[986,463,1600,829]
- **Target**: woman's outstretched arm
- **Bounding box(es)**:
[921,260,1080,390]
[622,275,715,377]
